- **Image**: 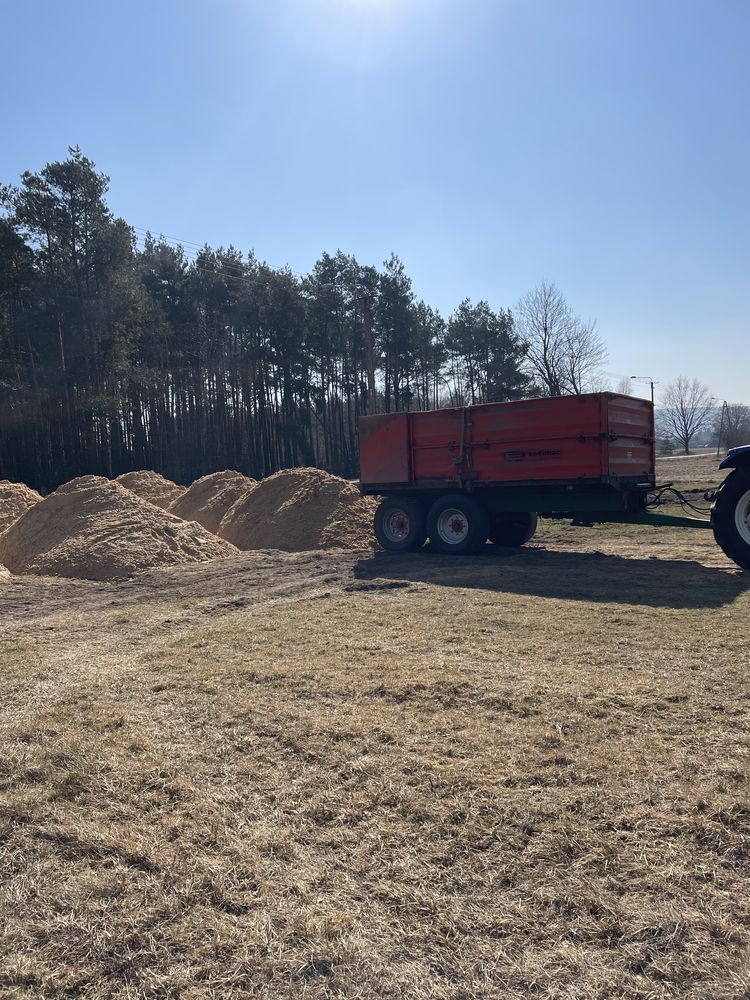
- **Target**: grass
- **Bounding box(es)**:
[1,518,749,998]
[655,454,727,493]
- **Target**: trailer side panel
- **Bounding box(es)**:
[358,412,411,485]
[358,392,654,491]
[605,394,655,480]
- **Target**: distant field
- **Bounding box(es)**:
[1,509,749,998]
[655,452,726,490]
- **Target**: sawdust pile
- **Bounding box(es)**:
[0,480,43,533]
[0,476,237,581]
[218,467,376,551]
[115,471,186,509]
[168,471,257,533]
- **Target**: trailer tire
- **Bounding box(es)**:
[711,469,750,571]
[489,512,538,548]
[427,495,490,555]
[374,497,427,552]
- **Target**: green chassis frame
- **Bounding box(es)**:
[381,486,715,531]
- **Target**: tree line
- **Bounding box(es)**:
[0,148,615,493]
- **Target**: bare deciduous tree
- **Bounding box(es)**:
[515,280,607,396]
[615,376,633,395]
[715,403,750,451]
[660,377,714,454]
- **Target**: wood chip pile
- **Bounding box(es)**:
[218,467,377,552]
[168,471,257,533]
[0,476,237,581]
[115,471,186,510]
[0,480,42,533]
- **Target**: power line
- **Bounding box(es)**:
[132,239,249,283]
[131,225,307,278]
[133,233,264,276]
[131,234,368,295]
[133,236,253,279]
[132,235,298,286]
[131,225,217,253]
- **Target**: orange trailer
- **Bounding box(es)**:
[357,393,750,570]
[359,392,654,492]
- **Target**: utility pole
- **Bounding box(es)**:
[630,375,656,405]
[716,400,728,458]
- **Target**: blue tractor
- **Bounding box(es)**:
[712,446,750,571]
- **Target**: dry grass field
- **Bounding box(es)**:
[655,452,727,491]
[2,498,750,996]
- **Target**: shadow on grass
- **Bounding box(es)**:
[354,547,750,609]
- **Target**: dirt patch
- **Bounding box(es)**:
[168,470,257,533]
[218,467,377,551]
[0,562,9,580]
[0,480,42,533]
[0,475,237,581]
[115,470,186,509]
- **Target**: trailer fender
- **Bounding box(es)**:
[719,445,750,473]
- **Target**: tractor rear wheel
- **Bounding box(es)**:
[711,469,750,571]
[489,511,538,547]
[427,495,489,555]
[374,497,427,552]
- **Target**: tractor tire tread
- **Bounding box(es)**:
[711,469,750,571]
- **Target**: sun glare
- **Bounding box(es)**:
[317,0,416,21]
[250,0,446,74]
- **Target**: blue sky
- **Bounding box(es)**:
[2,0,748,402]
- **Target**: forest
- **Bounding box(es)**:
[0,149,601,493]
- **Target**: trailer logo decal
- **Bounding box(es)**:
[504,449,562,462]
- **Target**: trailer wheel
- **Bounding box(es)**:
[427,495,489,555]
[489,512,538,548]
[374,497,427,552]
[712,469,750,571]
